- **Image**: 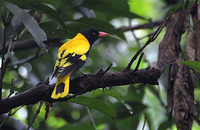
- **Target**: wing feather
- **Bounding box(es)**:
[60,60,85,78]
[52,34,90,78]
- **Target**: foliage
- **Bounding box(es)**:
[178,61,200,73]
[0,0,200,130]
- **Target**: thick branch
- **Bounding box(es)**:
[0,67,160,115]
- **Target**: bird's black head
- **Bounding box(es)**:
[80,28,109,45]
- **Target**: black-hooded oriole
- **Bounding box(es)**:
[51,28,109,99]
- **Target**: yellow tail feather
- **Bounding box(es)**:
[51,73,70,99]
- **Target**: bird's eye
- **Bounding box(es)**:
[92,32,96,36]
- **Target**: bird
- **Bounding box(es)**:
[51,28,109,99]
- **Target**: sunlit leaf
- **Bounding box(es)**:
[177,61,200,73]
[128,0,161,19]
[90,89,134,115]
[4,2,47,52]
[68,96,116,118]
[194,88,200,102]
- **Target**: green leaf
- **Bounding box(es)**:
[58,123,94,130]
[4,0,68,31]
[65,21,91,37]
[68,96,116,118]
[167,1,194,13]
[194,88,200,102]
[91,89,134,115]
[69,18,126,41]
[11,16,21,31]
[29,1,68,31]
[177,61,200,73]
[128,0,162,19]
[4,2,47,52]
[39,21,69,38]
[82,0,144,19]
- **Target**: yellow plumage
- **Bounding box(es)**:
[51,33,90,99]
[51,73,70,99]
[51,28,109,99]
[59,33,90,55]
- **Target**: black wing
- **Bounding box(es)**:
[52,50,88,78]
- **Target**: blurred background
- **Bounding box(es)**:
[0,0,200,129]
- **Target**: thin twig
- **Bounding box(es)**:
[10,105,24,116]
[18,29,28,40]
[131,30,142,48]
[138,32,154,40]
[124,16,170,71]
[0,12,13,100]
[44,101,52,120]
[129,19,149,66]
[8,50,45,67]
[98,63,113,79]
[7,79,15,98]
[133,53,144,72]
[27,101,43,130]
[0,57,10,79]
[86,106,97,130]
[120,20,165,32]
[131,30,150,65]
[0,28,7,100]
[128,19,142,48]
[0,58,10,100]
[0,110,11,127]
[142,115,146,130]
[5,12,13,26]
[5,36,15,62]
[0,104,24,127]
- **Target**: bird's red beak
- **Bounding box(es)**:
[99,31,110,37]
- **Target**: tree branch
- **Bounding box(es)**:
[27,101,43,130]
[120,20,165,32]
[124,18,168,71]
[0,27,7,100]
[0,67,160,115]
[8,50,46,67]
[0,38,62,54]
[0,20,165,54]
